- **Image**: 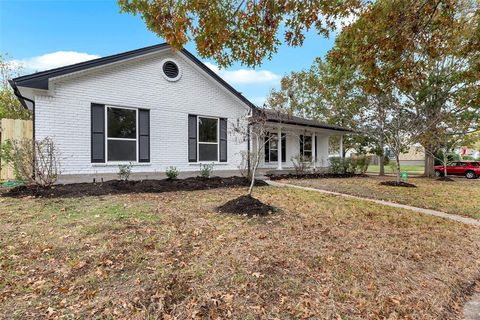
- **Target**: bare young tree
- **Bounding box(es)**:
[232,109,270,196]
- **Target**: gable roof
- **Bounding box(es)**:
[9,43,257,109]
[254,108,355,133]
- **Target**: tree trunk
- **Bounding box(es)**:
[395,155,401,183]
[379,155,385,176]
[379,134,385,176]
[443,151,448,177]
[248,160,258,196]
[424,151,435,177]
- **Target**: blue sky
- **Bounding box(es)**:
[0,0,336,106]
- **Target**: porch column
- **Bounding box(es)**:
[277,126,283,170]
[312,132,316,169]
[339,135,344,158]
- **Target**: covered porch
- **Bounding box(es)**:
[253,109,353,171]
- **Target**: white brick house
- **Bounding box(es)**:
[10,44,352,183]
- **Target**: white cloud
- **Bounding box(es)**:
[250,96,267,107]
[11,51,101,72]
[204,62,281,85]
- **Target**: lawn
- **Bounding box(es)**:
[282,175,480,219]
[1,186,480,319]
[367,164,425,175]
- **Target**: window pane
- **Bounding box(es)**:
[199,117,218,143]
[304,151,312,160]
[108,140,136,161]
[108,107,136,139]
[270,149,278,162]
[304,136,312,151]
[199,144,218,161]
[270,133,278,150]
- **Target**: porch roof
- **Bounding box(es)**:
[254,109,355,133]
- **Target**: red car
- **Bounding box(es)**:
[434,161,480,179]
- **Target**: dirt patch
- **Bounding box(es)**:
[379,180,417,188]
[216,195,278,216]
[437,176,456,182]
[267,172,365,180]
[2,177,268,199]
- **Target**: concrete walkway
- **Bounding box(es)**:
[464,292,480,320]
[266,180,480,227]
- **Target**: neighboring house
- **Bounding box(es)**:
[9,43,352,183]
[397,145,425,165]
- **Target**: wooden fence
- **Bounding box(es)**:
[0,118,33,181]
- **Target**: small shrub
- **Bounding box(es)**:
[328,156,349,174]
[348,158,358,173]
[166,166,179,180]
[291,154,312,174]
[349,155,371,174]
[0,138,59,187]
[118,163,132,181]
[199,163,214,178]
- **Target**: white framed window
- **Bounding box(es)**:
[267,133,278,162]
[300,135,312,159]
[265,132,286,163]
[197,116,219,162]
[106,106,138,162]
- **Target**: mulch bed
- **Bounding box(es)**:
[216,195,278,216]
[2,177,268,199]
[379,181,417,188]
[267,172,366,180]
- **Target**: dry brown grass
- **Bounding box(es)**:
[1,186,480,319]
[282,175,480,219]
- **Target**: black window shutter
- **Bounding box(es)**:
[281,133,286,163]
[219,118,227,162]
[188,115,197,162]
[138,109,150,162]
[300,135,304,156]
[314,135,317,162]
[264,132,270,163]
[91,103,105,163]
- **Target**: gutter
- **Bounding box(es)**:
[265,119,357,133]
[247,123,251,176]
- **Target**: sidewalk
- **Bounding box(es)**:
[266,180,480,226]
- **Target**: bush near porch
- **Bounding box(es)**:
[1,186,479,319]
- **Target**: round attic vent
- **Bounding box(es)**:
[162,60,180,80]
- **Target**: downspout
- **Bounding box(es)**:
[9,80,36,179]
[247,123,251,177]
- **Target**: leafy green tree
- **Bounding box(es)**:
[267,57,390,173]
[0,54,31,120]
[329,0,480,176]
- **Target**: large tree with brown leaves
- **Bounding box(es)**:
[118,0,363,67]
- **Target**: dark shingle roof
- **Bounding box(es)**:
[254,108,354,133]
[10,43,256,109]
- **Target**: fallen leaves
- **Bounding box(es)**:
[1,187,480,319]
